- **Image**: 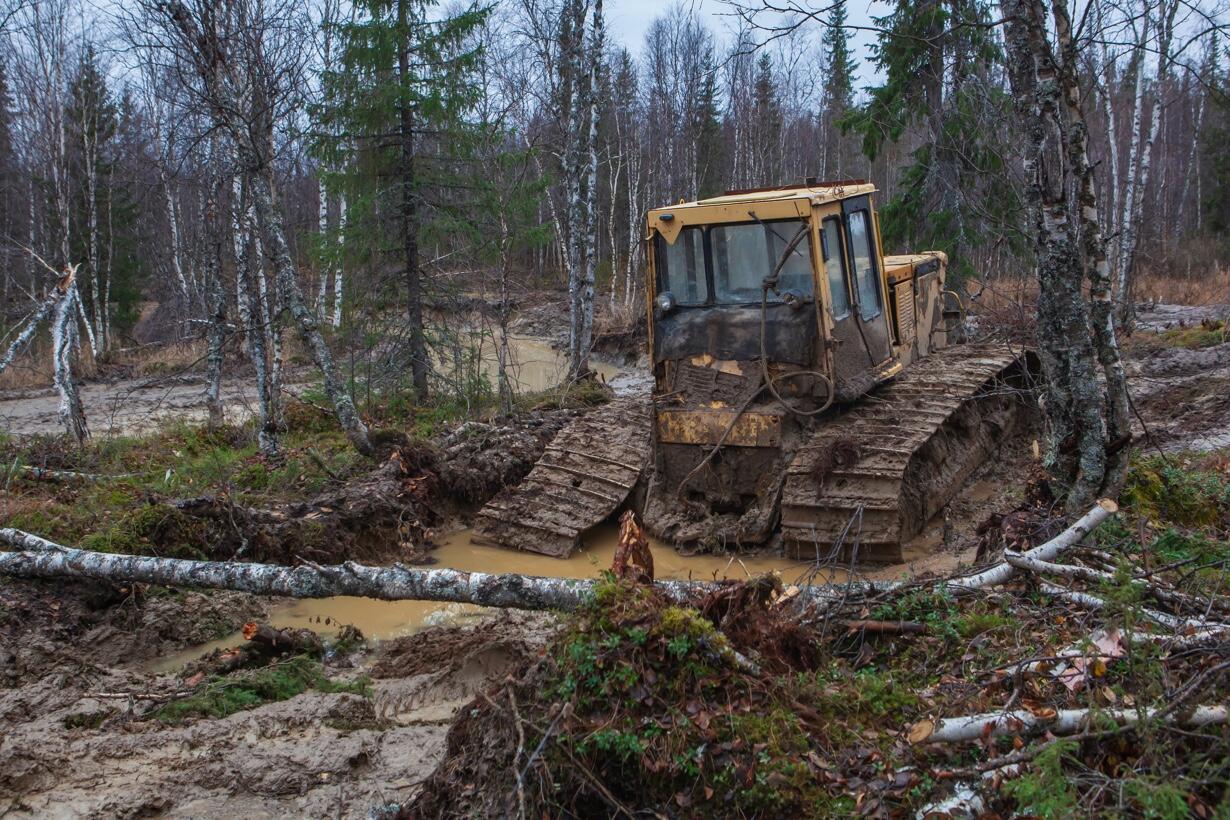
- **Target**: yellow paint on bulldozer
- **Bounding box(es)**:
[657,408,782,448]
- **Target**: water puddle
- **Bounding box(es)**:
[437,333,623,395]
[150,521,964,674]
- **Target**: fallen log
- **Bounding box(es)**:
[0,528,875,612]
[10,465,134,484]
[909,703,1229,744]
[0,499,1119,614]
[1037,580,1227,633]
[946,499,1118,591]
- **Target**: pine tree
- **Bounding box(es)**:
[821,0,856,115]
[320,0,489,399]
[751,53,782,183]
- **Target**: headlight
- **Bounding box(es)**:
[655,291,677,313]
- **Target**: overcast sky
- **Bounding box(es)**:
[605,0,890,86]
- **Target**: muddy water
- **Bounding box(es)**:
[442,334,623,395]
[149,526,823,673]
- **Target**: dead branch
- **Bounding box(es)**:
[946,499,1118,591]
[909,703,1229,744]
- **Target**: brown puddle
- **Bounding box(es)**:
[148,522,965,674]
[436,334,622,395]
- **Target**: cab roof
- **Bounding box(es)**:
[647,180,877,217]
[646,180,878,243]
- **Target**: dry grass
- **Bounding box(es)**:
[1134,262,1230,307]
[0,338,207,392]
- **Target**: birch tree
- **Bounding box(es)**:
[143,0,373,456]
[1002,0,1132,510]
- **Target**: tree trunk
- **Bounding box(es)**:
[1003,0,1118,511]
[0,287,63,375]
[333,192,345,328]
[204,155,227,430]
[398,0,429,398]
[250,170,372,455]
[232,171,278,454]
[50,270,88,445]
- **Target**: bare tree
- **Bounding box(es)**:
[142,0,372,455]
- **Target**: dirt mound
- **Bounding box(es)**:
[407,574,833,818]
[435,411,578,507]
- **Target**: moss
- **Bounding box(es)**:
[1123,457,1230,528]
[80,503,209,559]
[153,656,370,724]
[1157,320,1227,350]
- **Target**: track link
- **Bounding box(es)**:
[781,345,1027,562]
[473,397,652,557]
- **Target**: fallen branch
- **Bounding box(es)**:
[909,703,1229,744]
[1037,580,1226,633]
[10,465,134,484]
[1009,552,1230,614]
[946,499,1118,591]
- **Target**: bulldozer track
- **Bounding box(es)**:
[473,397,652,557]
[781,344,1028,563]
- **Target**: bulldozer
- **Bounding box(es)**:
[474,180,1029,563]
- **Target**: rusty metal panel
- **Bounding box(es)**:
[895,281,916,344]
[656,408,781,448]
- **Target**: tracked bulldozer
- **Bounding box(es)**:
[475,180,1030,563]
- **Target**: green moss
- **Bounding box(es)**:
[153,656,370,724]
[1123,457,1230,527]
[80,503,208,559]
[1158,320,1227,350]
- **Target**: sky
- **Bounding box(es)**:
[605,0,890,84]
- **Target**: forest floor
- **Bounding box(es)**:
[0,299,1228,817]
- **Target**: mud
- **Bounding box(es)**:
[0,607,548,816]
[3,304,1229,817]
[1128,339,1230,452]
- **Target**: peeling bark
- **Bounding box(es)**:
[232,171,278,454]
[0,289,62,375]
[50,268,88,445]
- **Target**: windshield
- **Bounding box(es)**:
[656,219,814,306]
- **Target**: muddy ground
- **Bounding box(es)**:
[1,302,1228,817]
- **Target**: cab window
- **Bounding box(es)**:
[846,210,881,320]
[711,220,813,304]
[656,228,707,305]
[820,217,851,320]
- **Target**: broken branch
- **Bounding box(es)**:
[909,703,1229,744]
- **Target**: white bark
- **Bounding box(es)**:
[50,271,88,445]
[0,526,863,612]
[946,500,1118,591]
[317,177,329,317]
[1037,580,1225,633]
[0,289,62,374]
[232,170,278,454]
[332,193,345,328]
[910,703,1229,745]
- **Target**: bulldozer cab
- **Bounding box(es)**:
[646,181,936,405]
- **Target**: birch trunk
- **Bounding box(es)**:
[910,704,1229,745]
[0,527,870,612]
[250,170,371,455]
[561,0,587,378]
[51,270,88,445]
[332,193,345,328]
[574,0,603,377]
[317,177,329,318]
[1117,0,1176,329]
[232,172,278,454]
[1004,0,1107,510]
[1055,2,1132,497]
[0,288,63,375]
[204,149,226,430]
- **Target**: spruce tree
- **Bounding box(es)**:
[693,55,724,199]
[319,0,489,399]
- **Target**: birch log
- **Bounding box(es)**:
[946,499,1118,590]
[909,703,1229,745]
[0,528,881,612]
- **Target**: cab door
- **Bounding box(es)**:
[818,196,893,399]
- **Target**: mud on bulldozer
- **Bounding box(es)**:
[475,180,1031,563]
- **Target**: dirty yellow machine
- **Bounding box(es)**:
[475,180,1027,562]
